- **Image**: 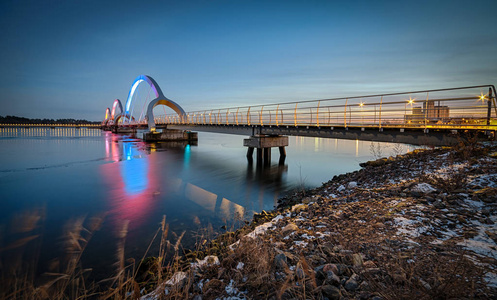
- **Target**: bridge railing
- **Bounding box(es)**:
[154,85,497,130]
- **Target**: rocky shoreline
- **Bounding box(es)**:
[141,141,497,300]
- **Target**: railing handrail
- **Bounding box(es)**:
[152,85,497,130]
[178,84,496,114]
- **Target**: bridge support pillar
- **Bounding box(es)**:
[244,135,288,165]
[144,129,198,142]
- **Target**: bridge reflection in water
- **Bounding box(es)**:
[100,132,288,242]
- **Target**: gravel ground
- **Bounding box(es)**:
[142,141,497,300]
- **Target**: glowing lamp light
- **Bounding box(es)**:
[359,102,364,107]
[479,93,488,101]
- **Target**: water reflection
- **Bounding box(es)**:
[99,133,293,238]
[101,135,157,231]
[0,126,101,138]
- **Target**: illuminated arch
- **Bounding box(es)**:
[123,74,186,129]
[104,107,111,123]
[146,97,186,129]
[114,113,135,125]
[111,99,123,120]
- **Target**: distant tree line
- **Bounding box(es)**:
[0,115,99,125]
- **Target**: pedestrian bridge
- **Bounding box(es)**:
[102,75,496,148]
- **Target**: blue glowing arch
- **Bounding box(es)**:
[124,75,186,129]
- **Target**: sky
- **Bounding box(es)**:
[1,0,496,121]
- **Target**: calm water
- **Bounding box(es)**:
[0,127,414,279]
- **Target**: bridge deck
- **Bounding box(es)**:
[161,124,494,146]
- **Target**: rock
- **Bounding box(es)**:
[325,271,341,286]
[335,264,348,276]
[359,280,370,291]
[323,263,339,274]
[434,200,445,209]
[321,284,341,300]
[485,231,497,243]
[425,196,435,202]
[411,183,436,194]
[344,274,359,291]
[291,204,307,213]
[282,223,299,235]
[363,260,377,268]
[274,253,288,269]
[410,191,422,197]
[351,253,364,267]
[362,268,381,276]
[295,266,305,279]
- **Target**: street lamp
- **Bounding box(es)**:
[405,97,415,124]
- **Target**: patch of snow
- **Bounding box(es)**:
[316,232,329,238]
[191,255,220,269]
[225,279,239,295]
[457,222,497,259]
[165,271,187,286]
[411,183,436,194]
[337,185,346,192]
[464,199,485,208]
[230,216,283,249]
[485,272,497,288]
[294,241,308,247]
[394,217,430,238]
[301,233,314,240]
[236,262,244,270]
[283,232,295,240]
[348,181,358,189]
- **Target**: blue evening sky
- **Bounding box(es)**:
[1,0,496,121]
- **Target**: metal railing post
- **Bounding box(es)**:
[316,100,320,127]
[294,103,298,126]
[247,107,251,126]
[424,93,429,129]
[344,99,348,128]
[276,104,279,126]
[488,87,493,126]
[379,96,383,129]
[260,106,264,126]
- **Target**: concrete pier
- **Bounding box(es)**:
[112,127,135,134]
[244,135,288,165]
[144,129,198,142]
